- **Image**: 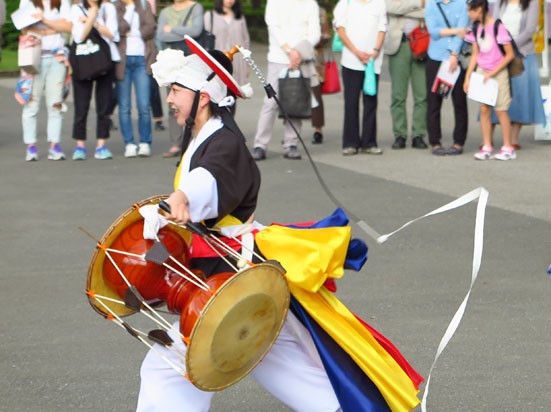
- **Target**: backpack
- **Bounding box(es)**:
[472,19,524,77]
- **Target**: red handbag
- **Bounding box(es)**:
[321,60,341,94]
[409,24,430,61]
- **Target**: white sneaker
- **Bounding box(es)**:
[47,143,66,160]
[474,146,493,160]
[25,145,38,161]
[125,143,138,158]
[493,147,517,161]
[138,143,151,157]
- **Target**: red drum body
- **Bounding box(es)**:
[86,195,289,391]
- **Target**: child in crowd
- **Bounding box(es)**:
[463,0,516,160]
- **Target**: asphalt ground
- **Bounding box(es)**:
[1,42,550,411]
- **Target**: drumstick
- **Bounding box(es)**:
[159,200,209,237]
[159,200,252,270]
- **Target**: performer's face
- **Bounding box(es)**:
[167,84,196,126]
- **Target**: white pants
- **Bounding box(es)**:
[252,62,302,151]
[136,312,340,412]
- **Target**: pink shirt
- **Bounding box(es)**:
[465,20,512,72]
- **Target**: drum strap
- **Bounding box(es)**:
[240,232,254,263]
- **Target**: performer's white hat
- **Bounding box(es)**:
[151,36,253,105]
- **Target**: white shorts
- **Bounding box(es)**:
[136,312,340,412]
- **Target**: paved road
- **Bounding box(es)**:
[1,42,550,412]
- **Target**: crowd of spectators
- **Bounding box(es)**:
[8,0,547,162]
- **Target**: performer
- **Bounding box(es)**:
[138,41,340,412]
[138,37,422,412]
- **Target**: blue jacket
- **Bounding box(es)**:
[425,0,469,61]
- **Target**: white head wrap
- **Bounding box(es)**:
[151,49,228,104]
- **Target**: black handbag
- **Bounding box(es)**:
[69,7,112,81]
[167,6,216,55]
[278,69,312,119]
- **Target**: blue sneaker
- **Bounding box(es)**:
[48,143,66,160]
[25,145,38,161]
[94,145,113,160]
[72,146,87,160]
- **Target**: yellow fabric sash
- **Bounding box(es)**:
[255,225,420,412]
[173,155,184,192]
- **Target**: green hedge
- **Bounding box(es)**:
[2,0,20,51]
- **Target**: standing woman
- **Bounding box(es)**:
[115,0,157,158]
[490,0,544,149]
[333,0,388,156]
[204,0,250,88]
[70,0,118,160]
[424,0,469,156]
[157,0,204,158]
[19,0,72,162]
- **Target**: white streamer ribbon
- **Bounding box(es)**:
[376,187,489,411]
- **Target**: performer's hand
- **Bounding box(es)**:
[165,190,191,225]
[163,24,172,33]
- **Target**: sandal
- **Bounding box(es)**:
[162,148,182,158]
[446,146,463,155]
[431,146,446,156]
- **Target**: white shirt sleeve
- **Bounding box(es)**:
[305,1,321,48]
[378,0,388,33]
[265,0,285,47]
[333,0,346,29]
[59,0,71,21]
[101,2,119,42]
[178,167,219,222]
[70,4,86,43]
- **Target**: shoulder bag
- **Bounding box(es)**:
[408,22,430,61]
[169,5,216,54]
[322,50,341,94]
[278,69,312,119]
[69,6,112,81]
[18,34,42,74]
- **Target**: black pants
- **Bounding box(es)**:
[106,81,117,117]
[342,66,379,149]
[150,75,163,119]
[72,70,113,141]
[426,57,468,147]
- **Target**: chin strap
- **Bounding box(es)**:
[180,90,202,158]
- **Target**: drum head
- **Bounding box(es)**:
[186,262,289,391]
[86,195,192,317]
